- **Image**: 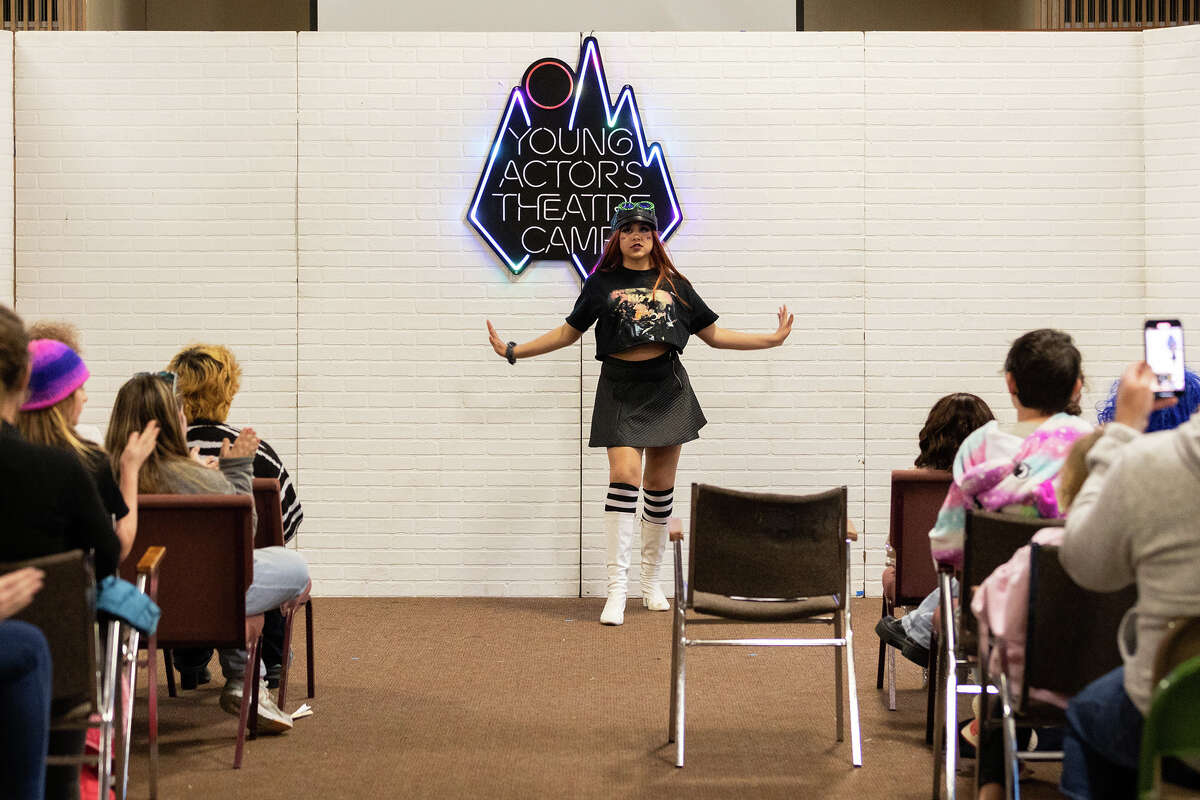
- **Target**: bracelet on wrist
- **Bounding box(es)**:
[505,341,517,365]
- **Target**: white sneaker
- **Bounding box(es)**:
[219,679,293,734]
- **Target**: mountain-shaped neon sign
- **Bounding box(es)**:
[468,36,682,280]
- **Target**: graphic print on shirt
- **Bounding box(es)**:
[607,288,677,341]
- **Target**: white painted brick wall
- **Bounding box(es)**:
[14,32,299,471]
[10,28,1200,598]
[1144,27,1200,341]
[0,34,12,307]
[863,31,1147,596]
[297,32,584,597]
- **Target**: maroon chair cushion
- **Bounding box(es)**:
[119,494,254,650]
[890,470,952,605]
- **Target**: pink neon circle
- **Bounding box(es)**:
[524,60,574,110]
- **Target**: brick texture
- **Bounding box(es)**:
[9,29,1200,598]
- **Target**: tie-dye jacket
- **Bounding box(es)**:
[928,413,1094,566]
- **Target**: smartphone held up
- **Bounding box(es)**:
[1145,319,1186,400]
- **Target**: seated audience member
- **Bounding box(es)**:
[0,304,120,799]
[1055,362,1200,799]
[0,567,51,800]
[167,344,304,689]
[26,319,103,444]
[876,329,1092,666]
[106,372,309,733]
[878,392,994,645]
[973,369,1200,797]
[17,339,158,562]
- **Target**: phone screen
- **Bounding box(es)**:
[1144,319,1185,397]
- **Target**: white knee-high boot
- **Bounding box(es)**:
[600,511,635,625]
[640,517,670,611]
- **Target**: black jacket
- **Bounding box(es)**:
[0,421,119,577]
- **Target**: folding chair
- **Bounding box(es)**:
[669,483,862,768]
[931,511,1057,800]
[252,477,315,708]
[119,493,262,768]
[113,546,165,800]
[878,469,950,711]
[0,550,118,798]
[985,542,1134,800]
[1139,617,1200,799]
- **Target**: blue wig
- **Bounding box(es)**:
[1096,369,1200,432]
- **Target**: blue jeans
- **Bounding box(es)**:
[219,546,309,680]
[1062,667,1142,799]
[0,620,52,800]
[900,578,958,650]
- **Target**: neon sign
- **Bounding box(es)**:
[468,37,682,280]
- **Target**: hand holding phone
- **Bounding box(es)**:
[1144,319,1185,399]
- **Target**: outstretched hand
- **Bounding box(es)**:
[771,305,794,346]
[486,320,508,359]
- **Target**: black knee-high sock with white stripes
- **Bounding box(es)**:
[605,482,639,514]
[641,486,673,524]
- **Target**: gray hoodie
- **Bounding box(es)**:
[156,455,257,534]
[1061,417,1200,714]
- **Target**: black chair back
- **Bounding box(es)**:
[688,483,846,604]
[0,549,96,709]
[963,511,1061,639]
[1023,543,1136,703]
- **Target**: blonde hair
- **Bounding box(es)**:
[17,395,103,468]
[106,373,195,493]
[167,344,242,423]
[27,320,82,354]
[1058,428,1105,512]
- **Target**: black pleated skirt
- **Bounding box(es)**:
[589,351,707,448]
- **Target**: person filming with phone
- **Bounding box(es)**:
[1056,348,1200,798]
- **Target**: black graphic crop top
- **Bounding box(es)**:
[566,266,718,361]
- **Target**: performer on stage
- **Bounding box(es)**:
[486,201,793,625]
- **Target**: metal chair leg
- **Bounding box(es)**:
[277,607,296,711]
[887,645,897,711]
[939,574,958,800]
[931,637,946,800]
[845,606,863,767]
[305,599,315,699]
[163,648,177,698]
[233,638,259,769]
[673,626,686,768]
[97,619,121,800]
[876,597,888,690]
[146,637,159,798]
[668,598,679,742]
[672,538,687,768]
[998,672,1020,800]
[926,629,939,745]
[835,610,845,743]
[115,622,141,800]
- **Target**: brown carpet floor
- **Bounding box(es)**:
[123,598,1064,799]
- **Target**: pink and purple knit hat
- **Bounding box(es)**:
[21,339,89,411]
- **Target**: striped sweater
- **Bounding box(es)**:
[928,413,1093,566]
[186,420,303,543]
